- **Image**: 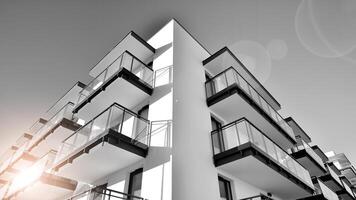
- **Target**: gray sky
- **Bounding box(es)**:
[0,0,355,164]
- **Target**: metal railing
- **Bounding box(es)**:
[67,187,147,200]
[76,51,154,107]
[55,103,150,163]
[205,67,294,140]
[290,138,326,170]
[211,118,314,188]
[27,102,75,150]
[240,194,274,200]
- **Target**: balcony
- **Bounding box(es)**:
[67,187,146,200]
[289,138,327,177]
[53,103,150,183]
[211,118,314,199]
[240,194,274,200]
[4,150,78,200]
[0,138,37,177]
[319,164,344,193]
[73,51,154,122]
[337,177,356,200]
[298,178,339,200]
[203,47,281,111]
[206,67,296,149]
[27,102,81,157]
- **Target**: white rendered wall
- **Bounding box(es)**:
[170,20,221,200]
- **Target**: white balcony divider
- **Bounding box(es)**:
[27,102,75,150]
[206,67,295,140]
[318,179,339,200]
[76,51,154,107]
[6,150,57,197]
[211,118,314,188]
[55,103,150,164]
[292,138,326,170]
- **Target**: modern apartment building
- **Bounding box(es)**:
[0,19,355,200]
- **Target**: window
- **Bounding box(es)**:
[211,116,224,154]
[128,168,143,198]
[218,176,233,200]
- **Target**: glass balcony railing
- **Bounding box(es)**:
[67,187,146,200]
[7,150,57,197]
[76,51,154,107]
[28,119,47,135]
[342,179,354,197]
[290,138,326,170]
[240,194,274,200]
[205,67,295,140]
[55,103,150,163]
[27,102,75,150]
[211,118,314,188]
[328,165,342,186]
[316,179,339,200]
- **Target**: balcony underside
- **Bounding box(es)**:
[6,173,77,200]
[319,174,343,192]
[11,152,37,171]
[29,119,81,157]
[89,31,155,78]
[296,194,328,200]
[54,129,148,183]
[214,142,313,199]
[208,84,295,149]
[291,150,327,177]
[74,69,152,120]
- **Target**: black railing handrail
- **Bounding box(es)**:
[211,117,290,158]
[211,117,309,175]
[32,101,74,137]
[205,66,291,135]
[79,50,152,95]
[67,187,146,200]
[62,102,149,143]
[240,194,274,200]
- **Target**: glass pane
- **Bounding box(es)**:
[108,107,124,132]
[250,125,266,152]
[236,121,250,144]
[90,110,109,140]
[121,112,136,138]
[134,118,149,145]
[236,74,249,94]
[222,125,238,151]
[121,53,133,70]
[106,55,122,79]
[265,139,277,160]
[213,74,228,94]
[225,69,236,86]
[212,132,222,154]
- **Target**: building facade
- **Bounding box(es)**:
[0,19,355,200]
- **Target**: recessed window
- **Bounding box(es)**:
[128,168,143,197]
[218,176,233,200]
